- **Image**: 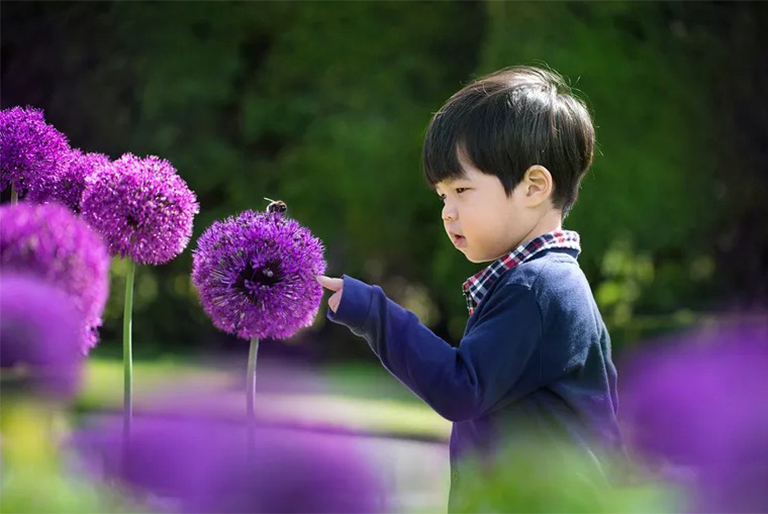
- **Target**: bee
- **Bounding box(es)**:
[264,197,288,215]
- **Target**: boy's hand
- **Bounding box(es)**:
[316,275,343,313]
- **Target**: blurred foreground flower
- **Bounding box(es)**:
[0,275,119,513]
[0,273,83,400]
[75,415,387,513]
[0,106,70,203]
[191,208,326,341]
[26,149,110,213]
[0,203,110,353]
[621,321,768,513]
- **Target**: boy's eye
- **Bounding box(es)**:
[437,188,467,202]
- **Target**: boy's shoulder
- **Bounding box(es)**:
[467,248,601,331]
[499,248,585,292]
[492,248,600,315]
[493,248,604,332]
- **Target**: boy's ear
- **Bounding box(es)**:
[522,165,553,206]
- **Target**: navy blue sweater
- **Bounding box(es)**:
[327,248,621,497]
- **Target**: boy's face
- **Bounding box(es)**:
[435,157,545,264]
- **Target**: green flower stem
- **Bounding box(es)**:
[246,337,259,457]
[11,184,18,205]
[122,258,136,459]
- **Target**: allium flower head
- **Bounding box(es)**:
[81,153,199,265]
[0,202,110,353]
[26,149,110,213]
[0,273,83,399]
[0,106,70,196]
[192,209,326,340]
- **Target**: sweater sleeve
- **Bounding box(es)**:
[326,275,543,422]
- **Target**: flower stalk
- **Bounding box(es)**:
[246,337,259,458]
[123,258,135,453]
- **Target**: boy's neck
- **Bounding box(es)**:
[518,209,564,247]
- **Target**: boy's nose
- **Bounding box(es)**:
[442,205,458,222]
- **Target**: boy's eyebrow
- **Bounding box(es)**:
[435,177,466,188]
[434,174,473,193]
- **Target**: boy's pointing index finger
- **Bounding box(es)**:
[316,275,343,292]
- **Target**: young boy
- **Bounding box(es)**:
[317,66,622,508]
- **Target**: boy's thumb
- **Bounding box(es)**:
[316,275,343,291]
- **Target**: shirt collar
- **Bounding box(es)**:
[461,230,581,315]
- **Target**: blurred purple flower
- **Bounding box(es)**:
[0,202,110,353]
[76,416,386,513]
[0,106,70,196]
[0,273,83,399]
[26,149,110,213]
[80,153,199,265]
[621,321,768,513]
[191,210,326,340]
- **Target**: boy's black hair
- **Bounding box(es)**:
[422,66,595,218]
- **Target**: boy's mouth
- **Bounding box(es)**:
[450,233,467,248]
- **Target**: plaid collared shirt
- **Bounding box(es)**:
[461,230,582,315]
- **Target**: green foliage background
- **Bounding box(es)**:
[2,2,766,358]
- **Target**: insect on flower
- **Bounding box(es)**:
[263,197,288,215]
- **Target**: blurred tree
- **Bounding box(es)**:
[699,2,768,308]
[456,2,721,332]
[1,1,486,356]
[2,2,765,357]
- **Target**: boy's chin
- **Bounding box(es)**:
[462,248,509,264]
[463,251,493,264]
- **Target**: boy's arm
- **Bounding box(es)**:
[318,274,543,422]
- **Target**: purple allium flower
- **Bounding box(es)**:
[0,202,110,353]
[80,153,199,265]
[76,416,387,513]
[0,273,84,399]
[26,149,110,213]
[0,106,70,196]
[191,210,326,340]
[621,322,768,513]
